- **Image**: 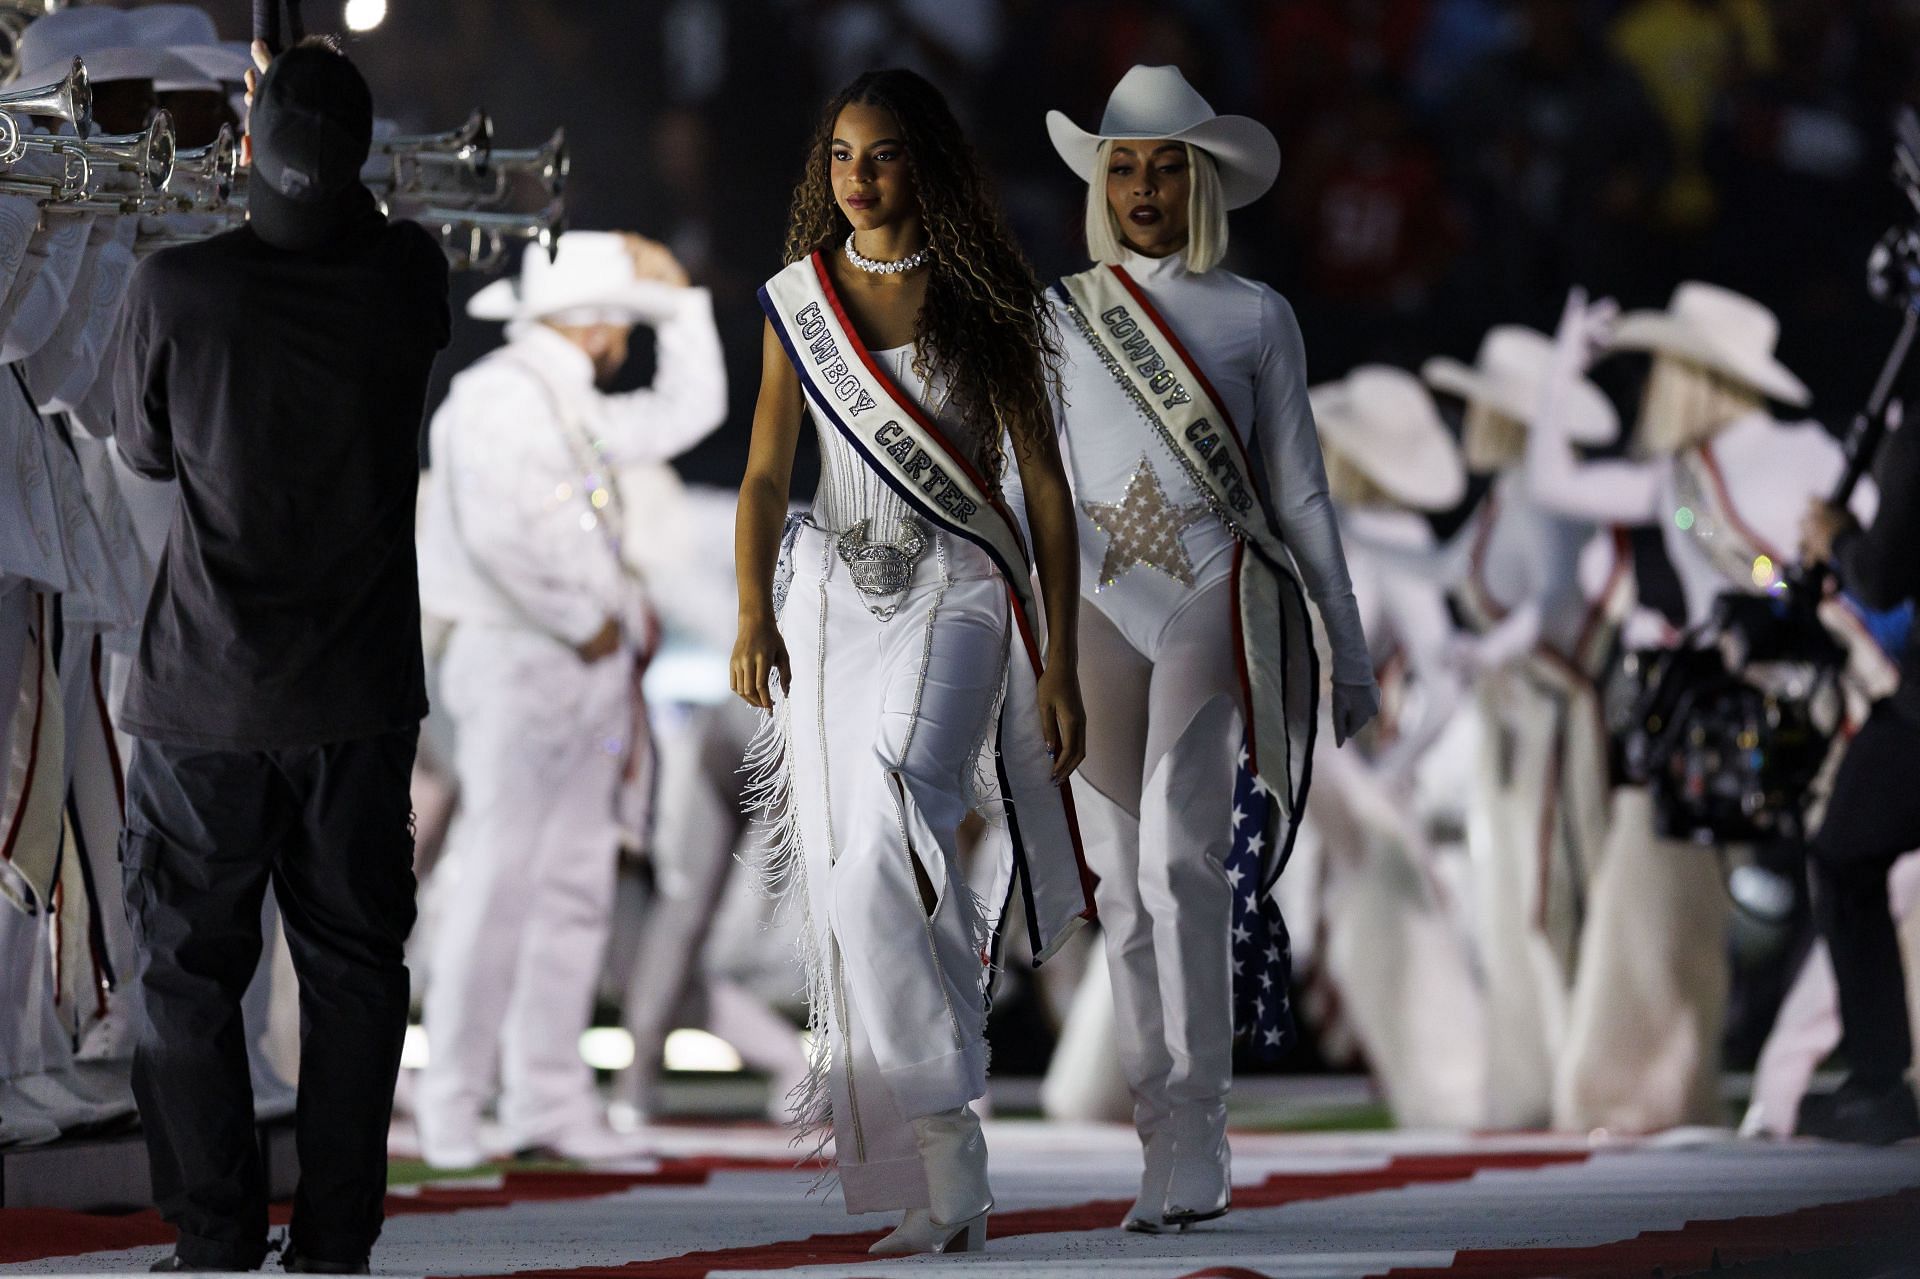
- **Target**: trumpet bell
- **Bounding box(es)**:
[0,56,92,142]
[416,197,565,272]
[170,123,237,208]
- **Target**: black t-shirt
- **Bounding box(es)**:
[113,213,451,749]
[1835,419,1920,722]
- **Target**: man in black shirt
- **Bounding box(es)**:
[112,42,450,1272]
[1800,416,1920,1145]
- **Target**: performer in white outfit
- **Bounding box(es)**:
[1524,283,1873,1133]
[1037,66,1378,1232]
[1300,365,1486,1130]
[735,69,1091,1256]
[415,231,726,1166]
[1412,326,1632,1130]
[0,7,195,1140]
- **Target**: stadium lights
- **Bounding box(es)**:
[344,0,387,33]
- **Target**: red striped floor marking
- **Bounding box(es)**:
[479,1151,1591,1279]
[0,1159,816,1265]
[1364,1184,1920,1278]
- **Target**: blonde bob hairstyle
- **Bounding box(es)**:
[1084,139,1229,273]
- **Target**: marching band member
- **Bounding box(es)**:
[414,231,724,1166]
[1036,65,1376,1232]
[1301,365,1485,1130]
[613,483,809,1126]
[735,68,1090,1255]
[1524,283,1873,1134]
[0,6,190,1139]
[1415,325,1632,1129]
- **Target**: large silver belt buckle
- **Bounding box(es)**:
[836,517,929,606]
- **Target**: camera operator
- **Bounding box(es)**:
[111,40,450,1271]
[1798,416,1920,1144]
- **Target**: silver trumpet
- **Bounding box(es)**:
[367,109,493,190]
[0,57,93,161]
[163,123,239,212]
[417,197,564,272]
[4,110,178,213]
[392,127,567,205]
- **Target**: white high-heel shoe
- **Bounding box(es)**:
[1163,1102,1231,1226]
[868,1106,993,1255]
[1121,1124,1188,1233]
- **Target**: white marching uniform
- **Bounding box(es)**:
[1526,405,1869,1133]
[415,300,725,1153]
[0,202,146,1143]
[1043,250,1370,1198]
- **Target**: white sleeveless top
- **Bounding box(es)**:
[809,342,991,547]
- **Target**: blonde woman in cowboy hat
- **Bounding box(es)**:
[1026,65,1378,1232]
[1293,366,1489,1131]
[1374,325,1637,1132]
[1523,283,1883,1135]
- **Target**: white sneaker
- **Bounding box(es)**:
[417,1106,487,1170]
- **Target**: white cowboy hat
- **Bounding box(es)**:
[1046,65,1280,209]
[12,6,204,88]
[468,231,685,326]
[1311,365,1465,511]
[1606,281,1809,407]
[1422,325,1619,446]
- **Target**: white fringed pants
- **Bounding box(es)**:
[768,523,1002,1215]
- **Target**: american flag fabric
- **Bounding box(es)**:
[1228,738,1296,1062]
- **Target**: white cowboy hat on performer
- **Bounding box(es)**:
[1422,325,1620,446]
[468,230,685,327]
[12,4,206,88]
[1311,365,1467,512]
[1045,64,1281,208]
[1606,280,1810,408]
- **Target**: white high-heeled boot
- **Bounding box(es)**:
[1163,1101,1231,1225]
[1121,1123,1188,1233]
[869,1105,992,1254]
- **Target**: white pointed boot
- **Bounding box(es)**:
[1163,1101,1231,1225]
[869,1105,992,1254]
[1121,1123,1188,1233]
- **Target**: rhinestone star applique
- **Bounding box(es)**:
[1081,456,1213,590]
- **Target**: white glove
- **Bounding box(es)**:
[1331,679,1381,748]
[1549,285,1620,383]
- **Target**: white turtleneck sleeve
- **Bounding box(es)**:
[1254,289,1372,687]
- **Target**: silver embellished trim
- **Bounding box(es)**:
[1058,294,1243,546]
[771,513,806,620]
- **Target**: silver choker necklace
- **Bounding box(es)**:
[844,233,931,275]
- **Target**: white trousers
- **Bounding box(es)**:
[1074,575,1242,1143]
[1554,787,1728,1133]
[618,697,807,1116]
[769,523,1001,1215]
[418,625,633,1146]
[1467,662,1611,1129]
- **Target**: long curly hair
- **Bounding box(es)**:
[784,68,1060,482]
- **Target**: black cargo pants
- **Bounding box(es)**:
[121,729,418,1269]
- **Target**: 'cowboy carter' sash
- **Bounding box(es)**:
[1055,264,1321,1056]
[759,253,1096,962]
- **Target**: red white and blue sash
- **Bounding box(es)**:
[759,253,1095,962]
